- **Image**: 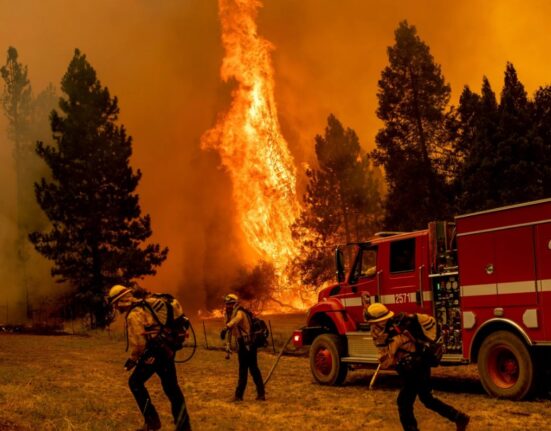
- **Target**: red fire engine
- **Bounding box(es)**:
[292,198,551,400]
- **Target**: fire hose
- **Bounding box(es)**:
[175,321,197,364]
[263,334,294,386]
[264,337,381,388]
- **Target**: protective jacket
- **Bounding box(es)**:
[126,300,157,361]
[226,307,251,338]
[225,306,253,352]
[371,322,416,369]
[371,313,437,369]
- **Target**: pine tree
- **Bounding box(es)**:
[30,49,168,327]
[1,47,33,320]
[496,63,544,204]
[454,78,501,212]
[292,114,382,287]
[1,47,32,155]
[372,21,452,230]
[453,64,548,213]
[533,85,551,196]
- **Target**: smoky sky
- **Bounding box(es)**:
[0,0,550,312]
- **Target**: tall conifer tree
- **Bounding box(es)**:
[1,47,33,319]
[454,64,548,213]
[30,50,168,327]
[454,78,501,211]
[533,86,551,196]
[372,21,452,230]
[497,63,543,204]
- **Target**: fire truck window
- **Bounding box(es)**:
[360,249,377,278]
[390,238,415,273]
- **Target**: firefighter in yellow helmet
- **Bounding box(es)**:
[365,303,469,431]
[107,285,191,431]
[220,293,265,401]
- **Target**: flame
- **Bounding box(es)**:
[201,0,300,277]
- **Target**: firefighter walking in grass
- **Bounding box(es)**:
[365,302,470,431]
[220,293,266,402]
[108,285,191,431]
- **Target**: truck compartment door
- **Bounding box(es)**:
[535,222,551,339]
[457,231,498,308]
[495,226,537,307]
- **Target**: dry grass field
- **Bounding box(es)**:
[0,314,550,431]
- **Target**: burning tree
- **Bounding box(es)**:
[201,0,304,307]
[231,261,277,312]
[30,49,168,328]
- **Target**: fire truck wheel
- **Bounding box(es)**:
[478,330,536,400]
[309,333,348,385]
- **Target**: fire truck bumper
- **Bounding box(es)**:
[292,326,326,347]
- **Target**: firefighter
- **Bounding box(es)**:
[107,285,191,431]
[220,293,265,401]
[365,302,470,431]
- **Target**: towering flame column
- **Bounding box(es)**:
[201,0,300,273]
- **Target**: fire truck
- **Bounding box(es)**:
[292,198,551,400]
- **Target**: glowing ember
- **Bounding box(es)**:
[201,0,300,274]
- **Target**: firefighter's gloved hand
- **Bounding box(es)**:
[220,328,227,340]
[124,358,137,371]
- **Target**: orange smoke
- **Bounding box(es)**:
[201,0,300,277]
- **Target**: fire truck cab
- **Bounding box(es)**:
[292,198,551,400]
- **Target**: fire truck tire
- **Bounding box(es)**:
[477,330,536,400]
[309,333,348,385]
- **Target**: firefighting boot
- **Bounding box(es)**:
[455,412,470,431]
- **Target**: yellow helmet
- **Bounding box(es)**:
[107,284,132,305]
[365,303,394,323]
[224,293,238,304]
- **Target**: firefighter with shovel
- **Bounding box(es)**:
[365,302,470,431]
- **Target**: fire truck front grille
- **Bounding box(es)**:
[346,332,379,359]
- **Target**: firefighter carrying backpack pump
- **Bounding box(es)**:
[240,307,270,349]
[388,313,443,367]
[142,293,190,352]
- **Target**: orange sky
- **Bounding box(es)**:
[1,0,550,310]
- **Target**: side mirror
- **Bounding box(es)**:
[335,247,345,283]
